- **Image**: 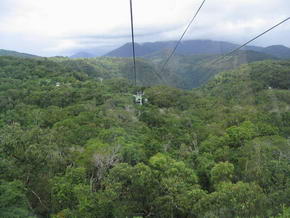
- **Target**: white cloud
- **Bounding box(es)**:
[0,0,289,56]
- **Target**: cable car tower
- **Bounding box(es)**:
[129,0,147,105]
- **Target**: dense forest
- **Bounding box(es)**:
[0,55,290,217]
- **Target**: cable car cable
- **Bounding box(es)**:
[159,0,206,75]
[129,0,137,86]
[211,17,290,65]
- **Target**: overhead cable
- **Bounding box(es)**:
[212,17,290,64]
[129,0,137,86]
[159,0,206,74]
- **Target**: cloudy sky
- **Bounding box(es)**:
[0,0,289,56]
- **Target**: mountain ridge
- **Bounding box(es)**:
[0,49,39,58]
[103,39,290,60]
[70,51,95,58]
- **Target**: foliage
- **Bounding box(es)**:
[0,56,289,217]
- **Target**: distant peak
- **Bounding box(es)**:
[266,45,289,49]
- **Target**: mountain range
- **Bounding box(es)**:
[70,51,96,58]
[103,40,290,59]
[1,39,290,89]
[2,40,290,61]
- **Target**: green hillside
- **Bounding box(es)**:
[54,50,278,89]
[151,50,278,88]
[204,59,290,101]
[58,47,280,90]
[0,50,277,90]
[0,56,289,217]
[0,49,39,58]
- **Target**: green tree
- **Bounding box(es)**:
[0,180,35,218]
[210,161,234,188]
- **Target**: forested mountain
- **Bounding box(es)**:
[62,49,278,89]
[151,50,278,88]
[0,56,164,85]
[0,49,39,58]
[105,40,238,57]
[262,45,290,59]
[205,59,290,99]
[0,45,280,89]
[104,39,290,59]
[0,55,289,217]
